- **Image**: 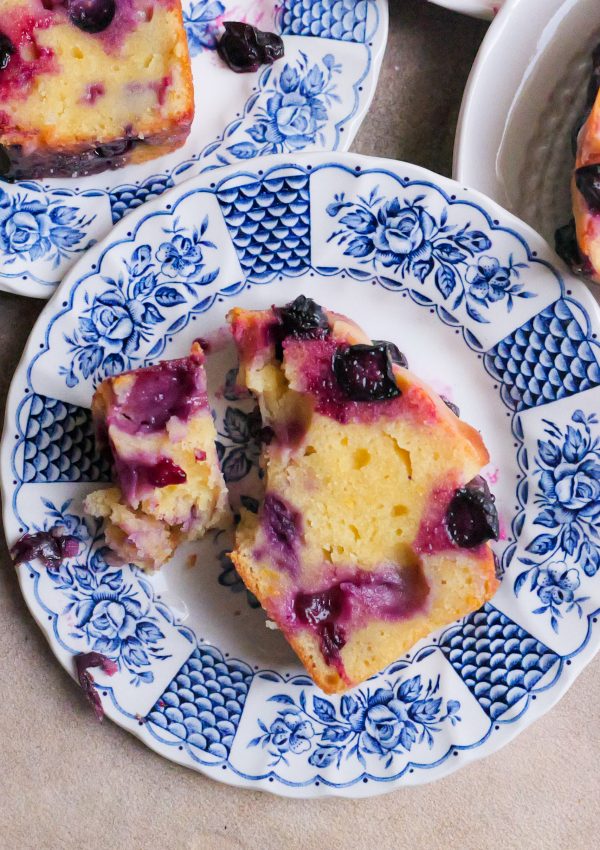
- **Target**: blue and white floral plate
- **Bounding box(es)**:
[0,0,387,299]
[3,152,600,797]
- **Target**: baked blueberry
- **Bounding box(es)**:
[217,22,284,74]
[575,164,600,214]
[0,32,14,72]
[446,476,499,548]
[68,0,116,34]
[333,343,401,402]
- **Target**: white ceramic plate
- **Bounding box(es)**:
[3,151,600,797]
[428,0,498,20]
[0,0,387,299]
[454,0,600,252]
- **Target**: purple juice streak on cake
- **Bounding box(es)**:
[113,453,187,504]
[286,337,415,425]
[82,81,105,103]
[261,493,302,576]
[110,358,206,436]
[292,564,429,673]
[75,651,118,722]
[11,526,80,569]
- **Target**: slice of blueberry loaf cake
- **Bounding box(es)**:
[228,296,499,694]
[85,343,228,571]
[0,0,194,179]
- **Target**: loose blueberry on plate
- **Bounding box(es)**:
[68,0,116,34]
[217,22,284,73]
[11,527,80,569]
[333,343,401,401]
[446,476,499,548]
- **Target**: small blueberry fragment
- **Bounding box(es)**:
[75,652,118,722]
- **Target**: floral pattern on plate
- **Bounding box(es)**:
[3,154,600,797]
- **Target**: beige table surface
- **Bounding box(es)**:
[1,2,599,848]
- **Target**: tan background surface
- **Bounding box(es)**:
[0,2,598,848]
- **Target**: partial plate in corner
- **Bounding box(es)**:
[3,151,600,796]
[453,0,600,262]
[0,0,388,299]
[428,0,499,20]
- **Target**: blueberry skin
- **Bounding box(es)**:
[333,343,401,402]
[575,164,600,215]
[446,476,499,549]
[0,32,14,71]
[67,0,116,34]
[277,295,330,339]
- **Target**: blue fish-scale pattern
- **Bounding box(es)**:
[278,0,369,42]
[484,299,600,411]
[109,174,174,223]
[217,173,310,282]
[147,645,253,760]
[21,394,110,484]
[439,604,559,721]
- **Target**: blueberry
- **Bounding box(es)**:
[262,494,301,575]
[0,145,10,177]
[217,22,284,74]
[554,219,594,277]
[372,340,408,369]
[440,396,460,417]
[445,476,499,548]
[277,295,330,339]
[68,0,116,34]
[333,343,401,402]
[0,32,14,72]
[575,164,600,215]
[94,139,135,159]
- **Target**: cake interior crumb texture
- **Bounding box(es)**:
[228,301,499,693]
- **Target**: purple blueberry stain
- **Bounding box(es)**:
[333,343,401,402]
[261,493,302,575]
[292,564,430,675]
[11,526,80,569]
[445,475,499,548]
[110,358,206,436]
[217,21,284,74]
[440,395,460,417]
[113,455,188,505]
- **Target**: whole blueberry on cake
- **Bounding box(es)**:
[228,296,499,694]
[85,343,227,571]
[0,0,194,179]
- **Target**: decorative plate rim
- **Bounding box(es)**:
[3,151,600,797]
[428,0,497,21]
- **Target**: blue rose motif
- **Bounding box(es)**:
[361,697,417,753]
[0,190,91,263]
[466,256,511,303]
[184,0,224,56]
[269,713,314,754]
[545,459,600,518]
[86,599,139,645]
[86,289,144,360]
[156,235,204,278]
[537,565,580,606]
[372,199,436,266]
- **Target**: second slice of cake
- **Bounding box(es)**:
[85,342,227,571]
[228,296,499,694]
